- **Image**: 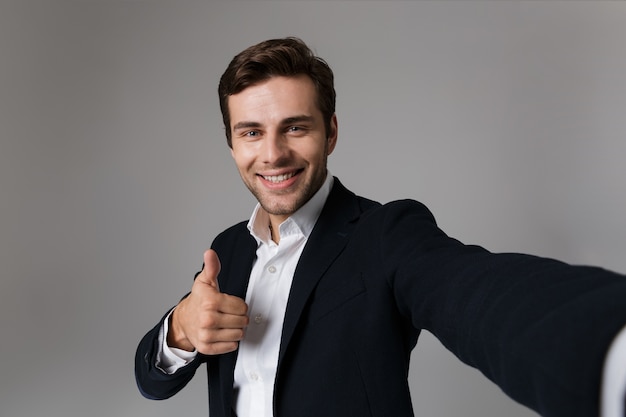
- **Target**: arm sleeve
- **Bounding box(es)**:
[377,200,626,417]
[135,307,204,400]
[155,308,198,374]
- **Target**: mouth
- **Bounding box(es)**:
[259,169,302,184]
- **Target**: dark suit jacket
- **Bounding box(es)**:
[136,178,626,417]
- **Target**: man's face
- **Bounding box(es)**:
[228,75,337,225]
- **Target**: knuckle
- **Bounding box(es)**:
[198,328,216,343]
[201,314,219,329]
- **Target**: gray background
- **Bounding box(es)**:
[2,1,625,416]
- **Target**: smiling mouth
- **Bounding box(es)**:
[260,170,301,183]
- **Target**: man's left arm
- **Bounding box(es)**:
[377,200,626,417]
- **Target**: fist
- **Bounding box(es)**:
[168,249,249,355]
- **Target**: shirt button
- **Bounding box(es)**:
[254,314,263,324]
[250,372,259,381]
[268,265,277,273]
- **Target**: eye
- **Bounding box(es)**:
[244,130,260,138]
[286,126,307,136]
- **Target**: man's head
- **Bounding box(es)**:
[218,37,336,147]
[221,38,338,228]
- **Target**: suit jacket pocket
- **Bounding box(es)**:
[307,272,366,324]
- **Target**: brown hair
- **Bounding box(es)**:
[218,37,336,147]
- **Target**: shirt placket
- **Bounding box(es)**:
[240,244,282,416]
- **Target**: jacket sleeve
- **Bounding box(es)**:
[134,308,204,400]
[377,200,626,417]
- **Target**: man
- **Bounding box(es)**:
[135,37,626,417]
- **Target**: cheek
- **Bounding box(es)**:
[235,158,252,173]
[297,141,327,162]
[306,146,329,165]
[231,147,254,169]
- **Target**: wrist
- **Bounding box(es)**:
[166,306,195,352]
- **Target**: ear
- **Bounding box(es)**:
[326,114,338,155]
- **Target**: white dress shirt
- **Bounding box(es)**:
[602,324,626,417]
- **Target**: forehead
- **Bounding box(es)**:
[227,75,320,124]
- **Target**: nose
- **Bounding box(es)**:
[261,132,289,164]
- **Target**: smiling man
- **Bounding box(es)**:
[135,37,626,417]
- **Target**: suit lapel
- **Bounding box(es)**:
[277,179,362,365]
[220,230,257,298]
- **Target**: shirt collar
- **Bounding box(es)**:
[247,172,334,245]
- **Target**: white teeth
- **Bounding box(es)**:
[263,172,296,183]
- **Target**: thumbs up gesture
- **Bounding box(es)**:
[167,249,249,355]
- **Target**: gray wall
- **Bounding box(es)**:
[2,1,625,416]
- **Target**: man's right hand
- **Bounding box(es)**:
[167,249,249,355]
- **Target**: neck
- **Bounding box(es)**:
[268,221,280,244]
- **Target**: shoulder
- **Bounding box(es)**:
[362,199,438,226]
[332,178,435,222]
[211,220,252,250]
[350,199,457,254]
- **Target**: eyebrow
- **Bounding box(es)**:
[232,115,315,132]
[282,115,315,125]
[232,121,262,131]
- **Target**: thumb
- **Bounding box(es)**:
[196,249,221,291]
